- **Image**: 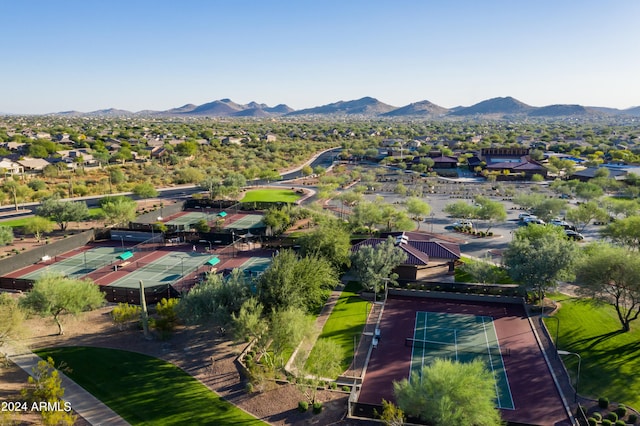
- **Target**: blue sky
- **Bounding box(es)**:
[2,0,639,114]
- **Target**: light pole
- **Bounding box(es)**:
[231,231,236,257]
[430,212,435,233]
[119,236,125,252]
[557,350,581,402]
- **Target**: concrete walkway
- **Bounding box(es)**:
[2,341,130,426]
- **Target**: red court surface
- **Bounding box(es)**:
[358,296,572,426]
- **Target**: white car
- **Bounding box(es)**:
[518,213,534,221]
[549,219,569,227]
[524,217,545,225]
[452,220,473,228]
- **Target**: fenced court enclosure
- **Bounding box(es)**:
[408,311,514,410]
[352,294,572,426]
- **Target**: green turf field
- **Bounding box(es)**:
[36,347,265,426]
[306,281,370,372]
[241,189,300,203]
[544,294,640,408]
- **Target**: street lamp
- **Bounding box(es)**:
[430,212,435,233]
[119,236,125,252]
[231,231,236,258]
[557,350,581,402]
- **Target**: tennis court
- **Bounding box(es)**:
[164,212,212,228]
[106,252,211,288]
[18,247,122,280]
[238,257,272,275]
[223,214,264,230]
[409,311,514,410]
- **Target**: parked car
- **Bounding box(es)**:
[453,220,474,228]
[518,213,533,221]
[524,216,545,225]
[549,219,570,227]
[565,230,584,240]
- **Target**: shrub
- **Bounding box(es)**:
[341,385,350,392]
[592,412,603,421]
[602,420,612,426]
[615,404,627,418]
[628,413,638,424]
[330,382,337,390]
[615,420,626,426]
[587,418,597,426]
[312,402,322,414]
[245,382,254,393]
[599,397,610,409]
[606,412,618,422]
[298,401,308,412]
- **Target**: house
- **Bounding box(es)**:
[221,137,244,146]
[351,232,461,281]
[0,159,24,175]
[430,154,459,169]
[56,149,96,166]
[17,157,50,172]
[570,167,627,182]
[485,157,547,178]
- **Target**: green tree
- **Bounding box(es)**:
[443,201,477,219]
[405,197,431,231]
[459,255,504,284]
[474,196,507,232]
[298,219,351,270]
[100,196,137,227]
[111,303,142,331]
[267,306,313,368]
[565,201,609,232]
[503,224,579,302]
[575,181,604,201]
[179,269,251,325]
[132,182,158,198]
[257,250,339,313]
[263,206,291,236]
[375,399,406,426]
[301,164,313,177]
[21,357,76,426]
[36,197,89,231]
[193,219,210,233]
[20,274,105,335]
[601,216,640,251]
[0,293,25,347]
[0,225,14,245]
[393,359,501,426]
[349,200,383,233]
[350,237,407,297]
[576,243,640,332]
[530,198,567,222]
[23,216,55,242]
[232,297,268,343]
[2,179,28,211]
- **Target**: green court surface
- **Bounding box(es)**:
[410,311,514,410]
[223,214,264,230]
[107,252,211,288]
[19,247,122,280]
[164,212,210,227]
[239,257,271,274]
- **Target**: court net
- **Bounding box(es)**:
[405,337,509,357]
[43,255,112,270]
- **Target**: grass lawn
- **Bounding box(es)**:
[306,282,370,373]
[0,217,31,227]
[241,189,300,203]
[36,347,264,426]
[544,294,640,408]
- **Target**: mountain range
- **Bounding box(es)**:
[48,96,640,119]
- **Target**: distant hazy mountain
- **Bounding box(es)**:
[382,100,449,117]
[527,104,591,117]
[86,108,134,116]
[450,97,533,116]
[287,97,397,116]
[38,96,640,119]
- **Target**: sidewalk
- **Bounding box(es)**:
[2,341,130,426]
